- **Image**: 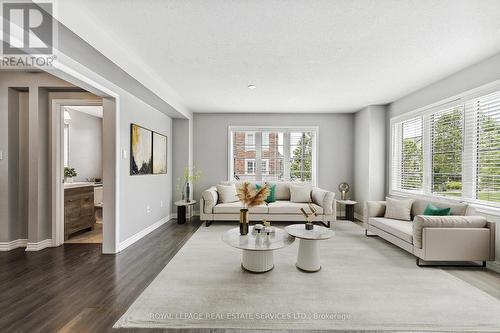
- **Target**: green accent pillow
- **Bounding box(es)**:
[256,184,276,203]
[423,203,451,216]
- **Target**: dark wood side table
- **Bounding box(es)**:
[337,200,357,221]
[174,200,197,224]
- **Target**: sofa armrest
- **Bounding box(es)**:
[201,187,218,214]
[413,215,488,249]
[311,187,335,215]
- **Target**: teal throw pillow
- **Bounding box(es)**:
[256,184,276,203]
[423,203,451,216]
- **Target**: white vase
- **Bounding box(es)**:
[65,177,74,183]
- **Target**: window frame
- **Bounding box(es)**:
[390,82,500,210]
[228,126,319,185]
[63,123,70,167]
[245,159,256,175]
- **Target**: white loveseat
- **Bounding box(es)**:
[200,182,336,227]
[364,196,496,266]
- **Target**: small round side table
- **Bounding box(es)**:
[337,200,357,221]
[174,200,197,224]
[285,224,334,272]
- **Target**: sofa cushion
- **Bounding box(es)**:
[213,202,268,214]
[290,184,312,203]
[411,198,467,217]
[384,197,413,221]
[216,184,239,203]
[267,182,291,200]
[268,201,323,214]
[369,217,413,244]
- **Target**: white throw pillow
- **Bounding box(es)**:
[216,184,239,203]
[384,197,414,221]
[289,184,312,203]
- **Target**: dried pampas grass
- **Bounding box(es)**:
[237,182,269,208]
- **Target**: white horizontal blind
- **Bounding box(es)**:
[400,117,423,191]
[466,91,500,204]
[430,105,463,197]
[392,87,500,207]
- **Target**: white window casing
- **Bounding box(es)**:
[390,82,500,209]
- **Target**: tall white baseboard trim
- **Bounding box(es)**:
[118,214,174,252]
[0,239,28,251]
[26,239,53,251]
[487,260,500,274]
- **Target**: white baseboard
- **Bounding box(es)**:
[487,260,500,274]
[25,239,53,251]
[0,239,28,251]
[118,215,174,252]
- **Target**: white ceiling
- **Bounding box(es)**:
[57,0,500,113]
[65,105,103,118]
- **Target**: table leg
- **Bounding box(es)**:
[241,250,274,273]
[177,205,186,224]
[296,239,321,272]
[346,204,354,221]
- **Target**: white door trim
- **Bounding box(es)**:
[51,98,109,249]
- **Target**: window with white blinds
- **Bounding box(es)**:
[229,127,317,184]
[400,117,423,191]
[465,91,500,203]
[430,106,463,197]
[391,88,500,206]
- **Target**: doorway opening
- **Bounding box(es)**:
[62,104,104,244]
[51,97,117,250]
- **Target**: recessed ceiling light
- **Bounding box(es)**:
[247,84,256,89]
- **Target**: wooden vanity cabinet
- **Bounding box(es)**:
[64,186,95,240]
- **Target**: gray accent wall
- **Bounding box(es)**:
[193,113,354,210]
[65,109,103,181]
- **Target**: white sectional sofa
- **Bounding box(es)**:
[200,182,336,227]
[364,196,496,266]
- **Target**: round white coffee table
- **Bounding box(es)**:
[222,226,295,273]
[285,224,334,272]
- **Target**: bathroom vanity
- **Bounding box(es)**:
[64,183,96,240]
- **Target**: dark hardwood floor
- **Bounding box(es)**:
[0,218,202,333]
[1,218,499,333]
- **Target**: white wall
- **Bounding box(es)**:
[353,105,386,216]
[118,95,173,243]
[387,51,500,266]
[66,109,102,181]
[193,113,354,209]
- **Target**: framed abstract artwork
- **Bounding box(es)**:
[130,124,153,175]
[153,131,167,174]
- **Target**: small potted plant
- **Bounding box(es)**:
[64,167,77,183]
[176,166,202,202]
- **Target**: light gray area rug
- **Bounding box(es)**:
[114,222,500,331]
